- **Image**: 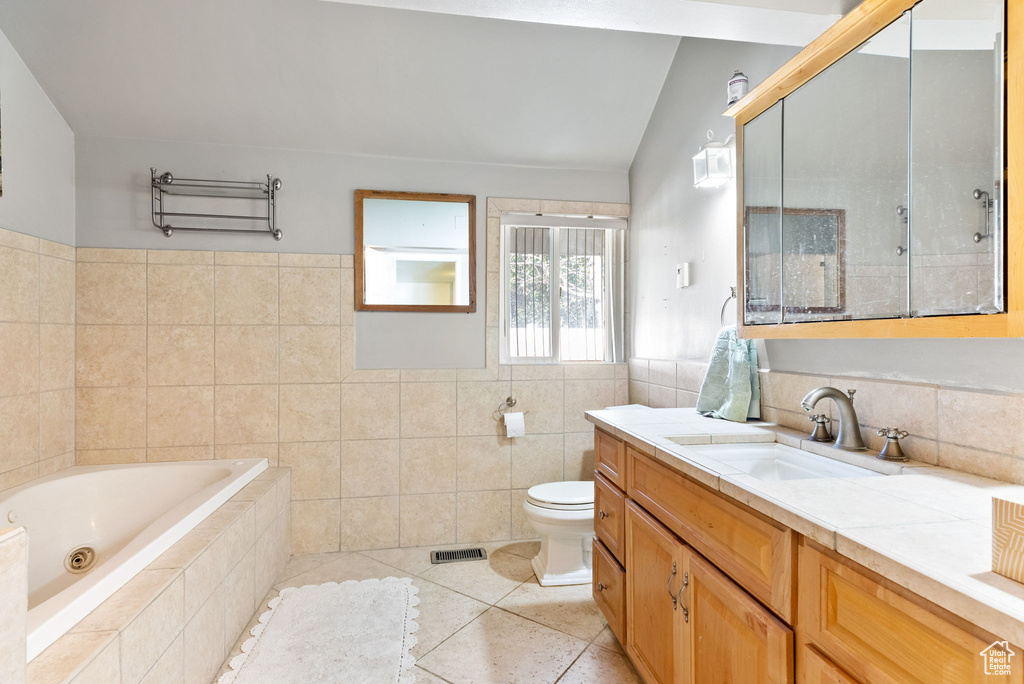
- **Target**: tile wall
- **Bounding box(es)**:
[0,528,26,684]
[0,229,76,493]
[625,358,709,408]
[72,198,631,555]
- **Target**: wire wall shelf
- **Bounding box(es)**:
[151,168,283,240]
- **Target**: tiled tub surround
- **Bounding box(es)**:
[6,459,268,660]
[759,369,1024,485]
[73,197,631,556]
[0,528,28,684]
[24,467,290,684]
[0,229,76,492]
[586,406,1024,648]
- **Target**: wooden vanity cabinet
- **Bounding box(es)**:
[594,472,625,563]
[595,428,626,488]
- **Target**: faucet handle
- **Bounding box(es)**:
[876,427,908,439]
[846,389,857,402]
[876,427,909,462]
[808,414,831,424]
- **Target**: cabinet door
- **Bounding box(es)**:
[595,428,626,488]
[594,472,625,563]
[799,644,860,684]
[593,538,627,647]
[625,500,687,684]
[681,550,793,684]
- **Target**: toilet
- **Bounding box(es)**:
[523,480,595,586]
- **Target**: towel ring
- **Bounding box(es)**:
[494,396,529,423]
[720,287,738,327]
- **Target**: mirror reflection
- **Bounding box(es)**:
[356,191,476,312]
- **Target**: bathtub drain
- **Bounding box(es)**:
[65,546,97,574]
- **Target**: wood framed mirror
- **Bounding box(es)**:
[355,189,477,312]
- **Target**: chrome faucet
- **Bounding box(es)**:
[800,387,866,451]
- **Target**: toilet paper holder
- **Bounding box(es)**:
[495,396,529,421]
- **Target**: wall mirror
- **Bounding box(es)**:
[734,0,1006,334]
[355,189,476,312]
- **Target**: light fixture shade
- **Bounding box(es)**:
[692,141,734,188]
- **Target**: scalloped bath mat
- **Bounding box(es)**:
[219,577,420,684]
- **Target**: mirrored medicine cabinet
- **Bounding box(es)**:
[729,0,1019,339]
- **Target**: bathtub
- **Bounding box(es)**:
[0,457,268,661]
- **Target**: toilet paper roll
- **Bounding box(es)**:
[503,411,526,438]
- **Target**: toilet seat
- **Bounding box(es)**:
[526,481,594,511]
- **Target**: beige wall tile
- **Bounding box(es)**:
[938,442,1024,484]
[627,358,649,383]
[40,389,75,459]
[77,247,146,263]
[120,574,184,684]
[183,583,226,684]
[39,451,74,476]
[341,439,400,497]
[648,359,676,388]
[510,365,563,381]
[511,434,563,488]
[0,246,38,323]
[457,490,511,542]
[511,380,564,434]
[339,326,355,380]
[139,634,182,684]
[400,493,456,547]
[76,262,146,325]
[592,202,630,217]
[40,324,75,391]
[340,271,354,326]
[615,379,628,405]
[648,383,675,409]
[39,240,73,260]
[214,252,278,267]
[489,198,543,215]
[280,326,341,383]
[838,377,937,440]
[563,364,615,380]
[0,228,39,252]
[339,496,400,551]
[148,386,215,448]
[401,382,457,438]
[76,388,146,450]
[76,324,147,388]
[279,267,341,325]
[539,200,593,214]
[76,448,147,465]
[215,443,278,466]
[563,431,595,481]
[279,441,340,500]
[760,371,832,412]
[39,255,75,324]
[938,389,1024,456]
[291,499,340,554]
[215,385,278,444]
[147,264,215,325]
[339,255,354,268]
[214,265,278,325]
[457,435,511,491]
[400,369,458,383]
[149,326,215,386]
[564,379,616,432]
[0,463,37,491]
[401,437,457,494]
[147,249,214,265]
[510,489,533,539]
[676,390,699,409]
[215,325,279,385]
[0,322,38,396]
[486,217,500,273]
[148,446,214,462]
[676,361,707,391]
[279,253,340,268]
[344,369,400,384]
[486,271,499,327]
[456,381,510,436]
[280,383,340,442]
[341,383,400,440]
[628,380,649,405]
[223,550,256,654]
[28,631,118,684]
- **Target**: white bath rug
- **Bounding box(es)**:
[219,577,419,684]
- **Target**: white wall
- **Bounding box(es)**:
[0,27,74,244]
[627,37,798,362]
[75,135,628,368]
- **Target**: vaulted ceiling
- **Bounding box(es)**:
[0,0,851,172]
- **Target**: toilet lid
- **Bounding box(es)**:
[526,481,594,508]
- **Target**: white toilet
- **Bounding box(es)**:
[523,480,595,586]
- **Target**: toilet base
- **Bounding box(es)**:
[530,532,594,586]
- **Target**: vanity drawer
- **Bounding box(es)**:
[595,428,626,489]
[799,543,1020,684]
[626,448,794,622]
[594,472,625,563]
[593,538,626,647]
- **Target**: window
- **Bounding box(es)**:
[500,213,625,363]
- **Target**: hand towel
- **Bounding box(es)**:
[695,326,761,422]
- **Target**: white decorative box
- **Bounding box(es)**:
[993,497,1024,583]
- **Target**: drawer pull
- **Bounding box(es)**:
[682,606,689,623]
[667,561,678,609]
[596,582,607,592]
[677,571,689,621]
[598,510,609,519]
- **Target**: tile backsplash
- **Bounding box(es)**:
[0,229,76,492]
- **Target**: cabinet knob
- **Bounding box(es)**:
[598,510,608,519]
[596,582,606,592]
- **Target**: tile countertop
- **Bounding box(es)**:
[585,405,1024,646]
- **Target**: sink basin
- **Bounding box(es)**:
[685,443,883,482]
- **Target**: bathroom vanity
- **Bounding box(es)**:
[588,407,1024,684]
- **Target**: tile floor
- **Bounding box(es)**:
[215,541,641,683]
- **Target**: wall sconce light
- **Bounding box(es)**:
[692,130,735,189]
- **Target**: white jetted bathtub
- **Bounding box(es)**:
[0,458,268,661]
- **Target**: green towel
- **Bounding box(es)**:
[695,326,761,422]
